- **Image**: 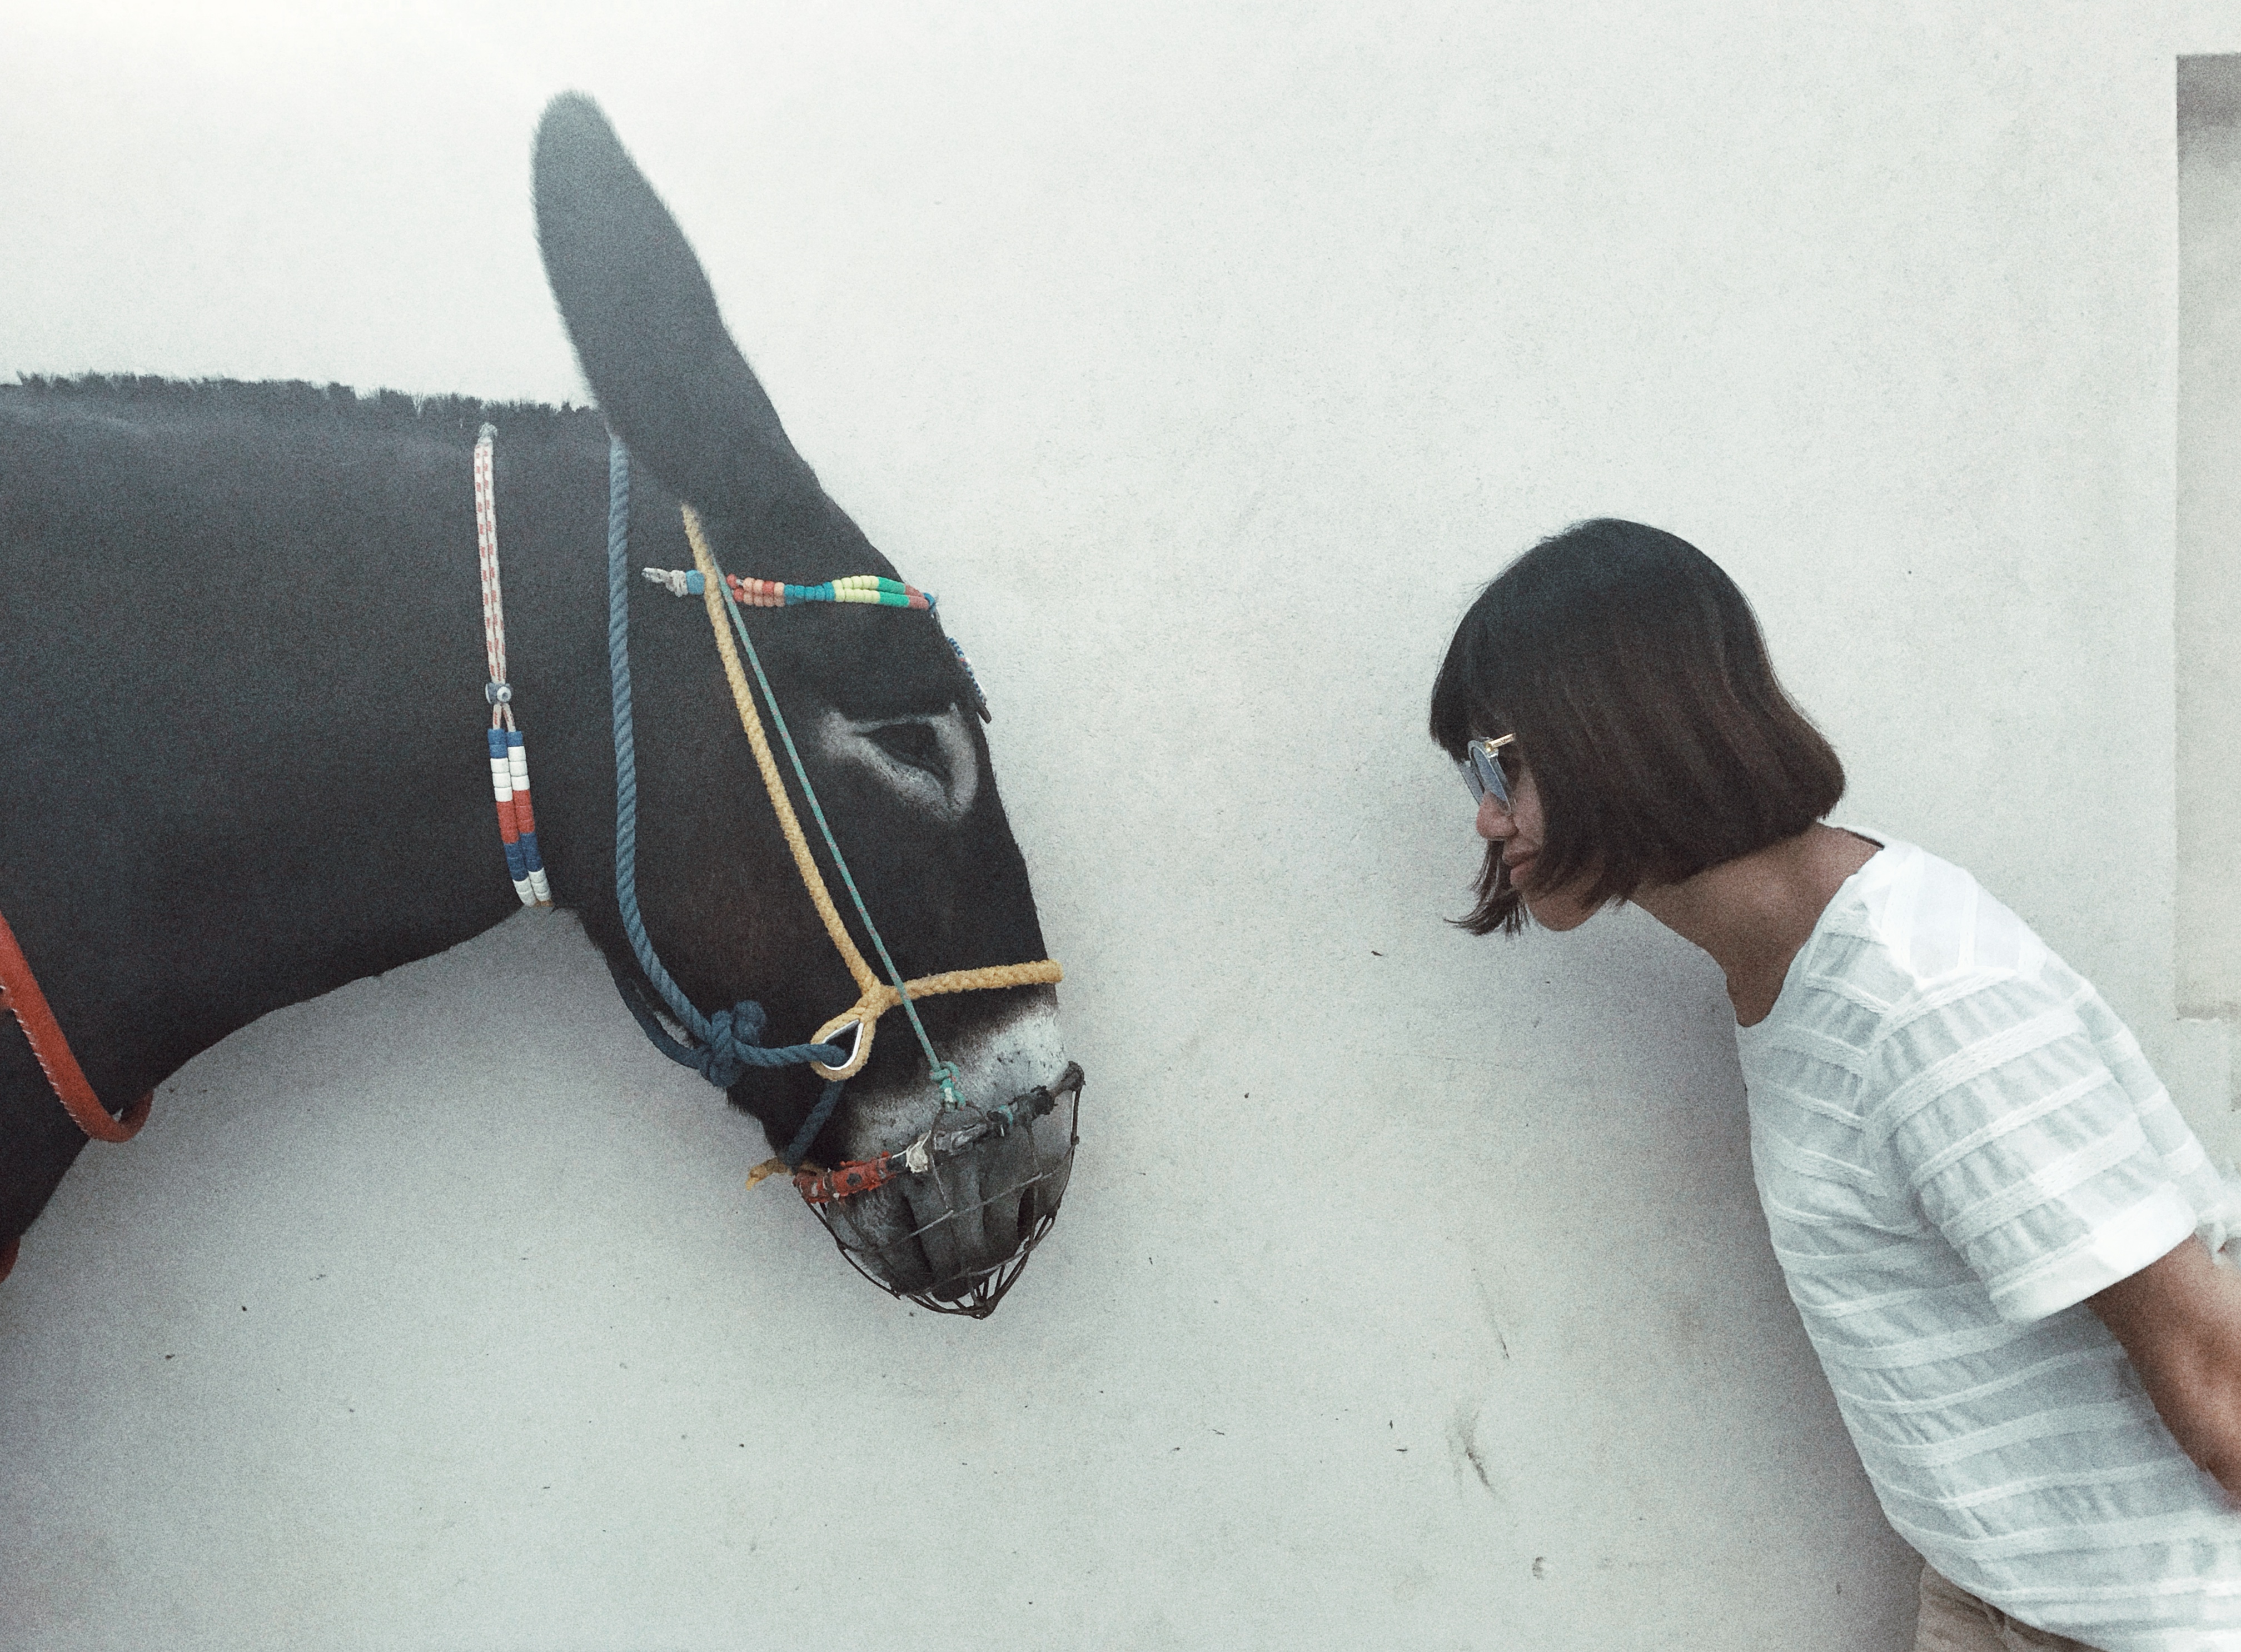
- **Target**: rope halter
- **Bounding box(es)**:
[602,433,1068,1222]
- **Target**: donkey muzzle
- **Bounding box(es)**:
[801,1062,1083,1319]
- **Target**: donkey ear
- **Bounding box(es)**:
[532,93,883,573]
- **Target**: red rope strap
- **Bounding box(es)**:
[794,1154,903,1205]
[0,907,150,1145]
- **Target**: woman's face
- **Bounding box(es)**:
[1475,760,1601,932]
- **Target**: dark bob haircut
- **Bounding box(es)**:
[1429,518,1845,936]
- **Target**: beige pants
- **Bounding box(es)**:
[1915,1563,2101,1651]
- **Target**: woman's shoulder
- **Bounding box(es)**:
[1805,831,2056,1008]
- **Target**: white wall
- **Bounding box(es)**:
[4,4,2235,1648]
[2182,57,2241,1032]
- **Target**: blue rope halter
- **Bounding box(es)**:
[605,435,848,1167]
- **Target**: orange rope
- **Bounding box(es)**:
[0,907,150,1145]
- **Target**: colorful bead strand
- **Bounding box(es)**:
[641,566,928,610]
[639,560,985,720]
[474,424,552,907]
[728,572,930,610]
[486,725,550,905]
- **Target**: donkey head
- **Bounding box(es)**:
[532,93,1075,1312]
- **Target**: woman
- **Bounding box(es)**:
[1430,519,2241,1651]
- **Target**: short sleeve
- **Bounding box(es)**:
[1866,970,2197,1324]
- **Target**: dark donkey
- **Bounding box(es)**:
[0,94,1079,1314]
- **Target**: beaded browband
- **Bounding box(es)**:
[640,567,929,611]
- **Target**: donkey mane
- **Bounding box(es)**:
[9,372,580,433]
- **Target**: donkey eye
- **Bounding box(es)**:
[820,707,979,825]
[866,720,945,779]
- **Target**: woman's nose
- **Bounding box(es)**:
[1475,792,1513,842]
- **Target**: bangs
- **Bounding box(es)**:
[1427,599,1513,759]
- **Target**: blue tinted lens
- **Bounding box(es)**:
[1468,742,1511,809]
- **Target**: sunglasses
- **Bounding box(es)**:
[1458,734,1517,813]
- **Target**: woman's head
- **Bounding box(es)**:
[1428,518,1844,935]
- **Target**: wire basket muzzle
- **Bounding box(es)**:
[801,1062,1083,1319]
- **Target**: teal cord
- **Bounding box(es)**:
[710,559,962,1110]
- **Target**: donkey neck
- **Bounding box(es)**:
[0,393,625,1167]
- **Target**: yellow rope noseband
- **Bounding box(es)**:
[679,505,1062,1085]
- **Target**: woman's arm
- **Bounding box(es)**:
[2089,1235,2241,1502]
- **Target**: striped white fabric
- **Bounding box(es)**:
[1734,834,2241,1650]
